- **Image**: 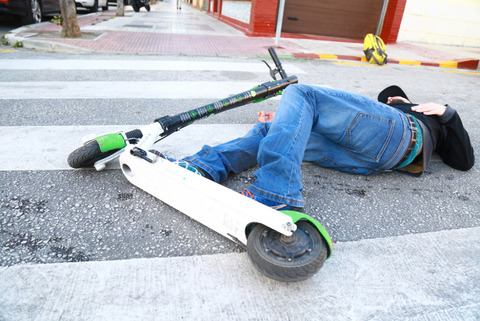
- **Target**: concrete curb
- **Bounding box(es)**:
[5,33,95,53]
[4,22,96,54]
[293,52,480,71]
[7,28,479,70]
[3,10,479,70]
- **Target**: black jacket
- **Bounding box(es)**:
[390,103,474,176]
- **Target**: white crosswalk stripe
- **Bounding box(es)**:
[1,58,293,170]
[0,59,307,73]
[0,124,252,171]
[0,81,268,99]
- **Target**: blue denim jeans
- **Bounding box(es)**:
[184,84,413,207]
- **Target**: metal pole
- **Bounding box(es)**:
[275,0,286,47]
[375,0,390,35]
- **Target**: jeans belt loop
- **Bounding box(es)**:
[394,114,418,168]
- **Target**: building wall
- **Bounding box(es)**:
[380,0,408,44]
[221,0,251,23]
[397,0,480,47]
[247,0,278,36]
[191,0,206,10]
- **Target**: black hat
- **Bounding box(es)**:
[378,85,409,104]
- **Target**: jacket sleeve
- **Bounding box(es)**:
[436,105,475,171]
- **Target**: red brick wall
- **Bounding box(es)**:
[217,0,406,40]
[246,0,278,37]
[380,0,407,44]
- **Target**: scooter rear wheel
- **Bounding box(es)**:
[247,220,328,282]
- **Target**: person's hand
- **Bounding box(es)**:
[258,111,276,122]
[411,103,446,116]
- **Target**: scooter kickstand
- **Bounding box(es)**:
[130,147,157,163]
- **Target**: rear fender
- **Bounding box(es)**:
[280,210,333,258]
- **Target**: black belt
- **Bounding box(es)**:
[394,114,418,168]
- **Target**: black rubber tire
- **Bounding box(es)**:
[247,220,328,282]
[130,0,140,12]
[145,4,150,11]
[67,140,118,169]
[102,3,109,10]
[20,0,42,25]
[89,0,99,12]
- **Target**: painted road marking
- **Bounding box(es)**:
[0,59,306,74]
[443,69,480,76]
[0,81,280,99]
[333,62,388,67]
[0,124,254,171]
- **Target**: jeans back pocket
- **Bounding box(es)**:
[346,113,394,162]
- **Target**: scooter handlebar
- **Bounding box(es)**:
[268,47,287,79]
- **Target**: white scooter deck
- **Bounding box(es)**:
[119,145,296,247]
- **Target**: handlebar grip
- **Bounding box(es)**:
[268,47,287,79]
[126,129,143,140]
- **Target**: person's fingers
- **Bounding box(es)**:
[411,103,446,116]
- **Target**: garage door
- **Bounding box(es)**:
[282,0,384,40]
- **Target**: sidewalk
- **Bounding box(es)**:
[5,0,480,70]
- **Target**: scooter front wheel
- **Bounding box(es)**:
[247,220,328,282]
[67,140,118,169]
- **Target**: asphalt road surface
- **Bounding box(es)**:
[0,50,479,320]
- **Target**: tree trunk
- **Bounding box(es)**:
[60,0,81,38]
[116,0,124,16]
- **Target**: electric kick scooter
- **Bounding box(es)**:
[68,48,333,282]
